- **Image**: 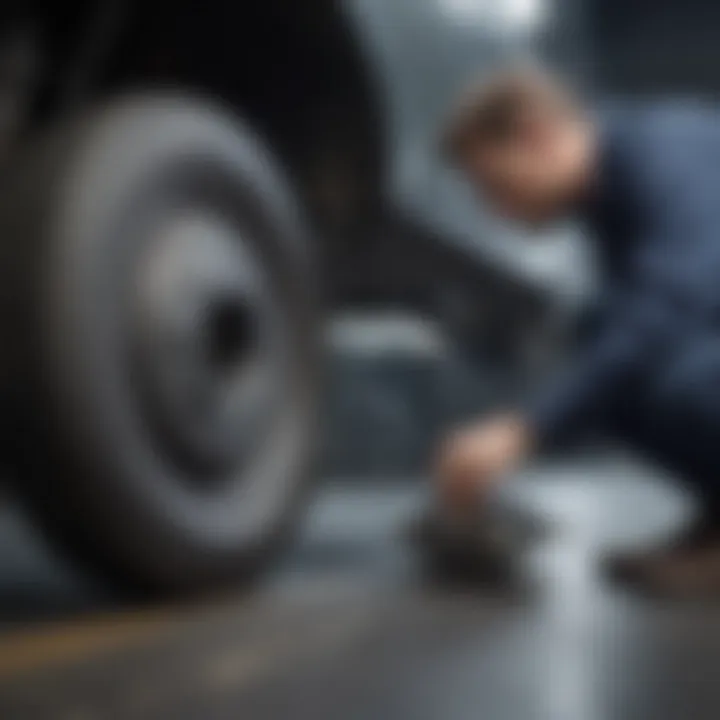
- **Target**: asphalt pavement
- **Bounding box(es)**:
[3,453,720,720]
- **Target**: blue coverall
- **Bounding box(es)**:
[530,103,720,509]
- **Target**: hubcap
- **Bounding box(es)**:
[132,211,281,477]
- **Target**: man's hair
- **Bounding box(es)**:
[441,65,578,164]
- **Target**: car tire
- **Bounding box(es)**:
[0,94,322,595]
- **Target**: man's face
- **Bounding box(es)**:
[462,119,579,226]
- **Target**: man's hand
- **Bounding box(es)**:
[436,413,533,514]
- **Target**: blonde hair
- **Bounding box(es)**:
[441,65,578,163]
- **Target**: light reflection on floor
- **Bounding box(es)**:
[0,450,715,720]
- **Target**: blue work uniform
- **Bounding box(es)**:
[530,103,720,507]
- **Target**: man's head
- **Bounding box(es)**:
[442,66,596,225]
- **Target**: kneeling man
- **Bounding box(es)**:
[436,66,720,596]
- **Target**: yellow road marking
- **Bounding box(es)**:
[0,586,384,683]
[0,609,186,679]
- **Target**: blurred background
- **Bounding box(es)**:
[0,1,720,718]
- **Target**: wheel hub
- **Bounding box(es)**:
[132,211,279,476]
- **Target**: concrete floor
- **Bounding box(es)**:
[1,453,720,720]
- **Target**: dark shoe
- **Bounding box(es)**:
[635,542,720,599]
[602,512,720,593]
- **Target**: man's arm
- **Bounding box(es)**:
[527,272,681,448]
[437,251,684,513]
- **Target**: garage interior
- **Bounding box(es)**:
[2,1,720,719]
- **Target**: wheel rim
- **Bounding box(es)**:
[131,210,284,480]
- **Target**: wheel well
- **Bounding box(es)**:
[2,1,384,237]
[108,1,386,236]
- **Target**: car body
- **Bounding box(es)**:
[0,0,588,591]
